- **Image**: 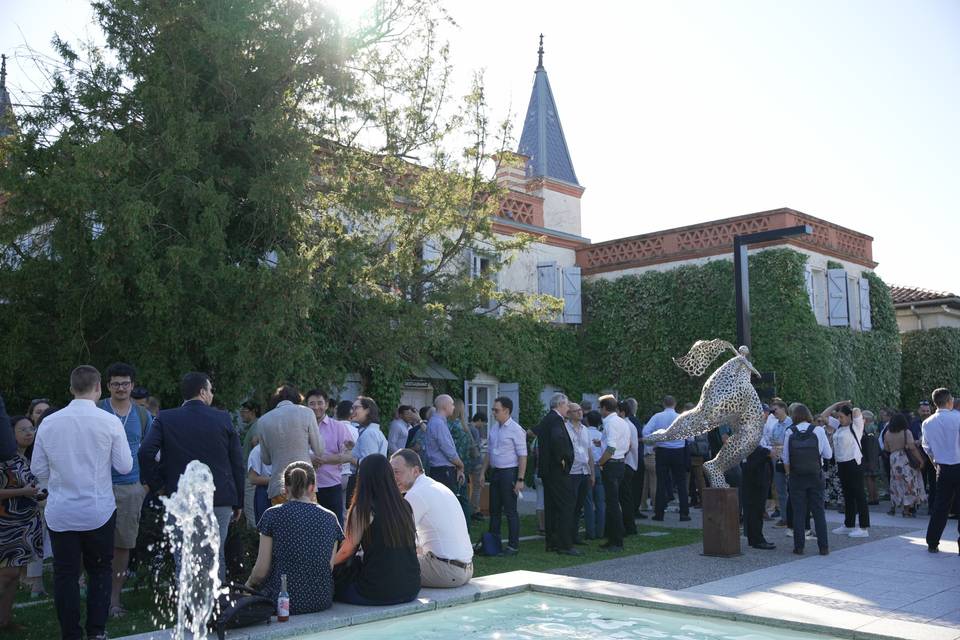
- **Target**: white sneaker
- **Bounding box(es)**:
[848,528,869,538]
[805,529,816,539]
[785,529,795,538]
[832,526,854,534]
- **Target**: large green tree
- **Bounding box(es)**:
[0,0,541,408]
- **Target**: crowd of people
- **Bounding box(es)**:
[0,362,958,639]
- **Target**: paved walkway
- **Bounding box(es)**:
[550,501,960,637]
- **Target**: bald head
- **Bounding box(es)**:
[433,394,454,418]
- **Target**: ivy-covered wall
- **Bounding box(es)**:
[581,248,900,415]
[900,327,960,408]
[431,315,584,428]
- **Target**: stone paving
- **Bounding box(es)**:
[551,501,960,636]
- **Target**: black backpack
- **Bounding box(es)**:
[787,424,822,476]
[209,583,275,639]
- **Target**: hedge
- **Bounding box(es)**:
[581,248,900,415]
[900,327,960,408]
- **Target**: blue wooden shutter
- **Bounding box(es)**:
[859,278,872,331]
[537,262,558,296]
[562,266,582,324]
[499,382,520,422]
[827,268,849,327]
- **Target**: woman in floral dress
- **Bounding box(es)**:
[882,413,926,517]
[0,422,44,631]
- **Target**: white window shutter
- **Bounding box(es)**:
[465,247,474,278]
[499,382,520,422]
[562,266,583,324]
[859,278,872,331]
[537,262,558,297]
[803,264,815,313]
[422,239,442,271]
[827,269,849,327]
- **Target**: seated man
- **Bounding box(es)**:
[390,449,474,588]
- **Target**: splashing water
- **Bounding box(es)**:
[161,460,222,640]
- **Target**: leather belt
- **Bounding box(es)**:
[434,556,472,569]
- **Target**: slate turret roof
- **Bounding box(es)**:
[517,36,579,186]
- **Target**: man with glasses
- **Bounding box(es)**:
[482,397,527,555]
[139,372,244,581]
[98,363,153,618]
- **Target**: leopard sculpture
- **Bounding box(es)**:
[645,339,765,488]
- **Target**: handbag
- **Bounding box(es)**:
[905,432,925,471]
[210,583,275,640]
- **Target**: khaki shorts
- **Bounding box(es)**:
[113,483,147,549]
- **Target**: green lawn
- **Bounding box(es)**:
[466,514,702,577]
[8,515,701,640]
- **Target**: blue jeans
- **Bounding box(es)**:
[583,464,605,539]
[774,468,788,519]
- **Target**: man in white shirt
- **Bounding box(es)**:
[565,404,594,546]
[643,396,690,522]
[922,388,960,553]
[596,395,630,552]
[483,397,527,554]
[31,366,133,640]
[390,449,474,588]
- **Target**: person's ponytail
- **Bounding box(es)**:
[283,461,315,500]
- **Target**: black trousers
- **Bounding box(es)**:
[788,473,828,552]
[632,460,644,516]
[837,460,870,528]
[621,465,637,534]
[316,483,344,528]
[602,460,625,546]
[742,448,770,545]
[542,471,574,551]
[926,463,960,549]
[654,447,689,517]
[924,458,939,510]
[49,511,116,640]
[489,467,521,549]
[428,465,458,494]
[570,473,589,543]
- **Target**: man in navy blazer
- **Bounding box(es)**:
[139,372,244,579]
[535,392,578,556]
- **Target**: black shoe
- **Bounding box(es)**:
[751,541,776,550]
[500,546,518,556]
[636,513,648,519]
[679,515,692,522]
[601,545,623,552]
[557,548,582,556]
[867,500,880,506]
[793,547,804,555]
[819,548,829,556]
[928,545,939,553]
[598,542,620,549]
[573,538,587,546]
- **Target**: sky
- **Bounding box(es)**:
[4,0,959,292]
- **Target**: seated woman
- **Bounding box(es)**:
[334,454,420,606]
[245,462,341,615]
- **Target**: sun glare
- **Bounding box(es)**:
[322,0,376,28]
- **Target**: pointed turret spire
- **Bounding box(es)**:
[0,54,14,138]
[517,35,579,186]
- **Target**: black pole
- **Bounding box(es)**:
[733,225,813,351]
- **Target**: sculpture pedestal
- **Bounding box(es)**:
[702,487,741,557]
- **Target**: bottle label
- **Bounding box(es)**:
[278,595,290,619]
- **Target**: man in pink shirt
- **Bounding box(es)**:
[305,389,354,526]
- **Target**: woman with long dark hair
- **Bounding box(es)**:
[334,454,419,605]
[882,413,926,517]
[823,402,870,537]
